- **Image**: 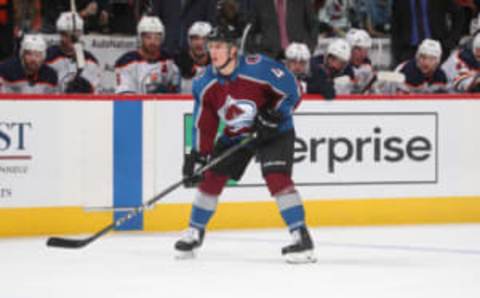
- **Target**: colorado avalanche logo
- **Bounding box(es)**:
[218,96,257,132]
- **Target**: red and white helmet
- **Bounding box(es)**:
[137,16,165,40]
[20,34,47,59]
[188,21,212,38]
[56,12,84,33]
[416,38,442,61]
[285,42,311,62]
[346,28,372,49]
[326,39,351,62]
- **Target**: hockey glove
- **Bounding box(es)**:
[182,150,209,187]
[254,109,283,144]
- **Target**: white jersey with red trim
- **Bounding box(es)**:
[0,56,58,94]
[441,48,480,92]
[45,45,101,93]
[350,59,374,92]
[114,50,181,94]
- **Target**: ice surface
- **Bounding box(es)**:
[2,224,480,298]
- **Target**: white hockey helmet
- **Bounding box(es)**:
[56,12,84,33]
[137,16,165,40]
[416,38,442,60]
[326,39,351,62]
[188,21,212,38]
[346,28,372,49]
[20,34,47,59]
[473,33,480,51]
[285,42,311,62]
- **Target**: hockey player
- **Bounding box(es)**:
[345,28,374,92]
[115,16,181,94]
[307,38,354,98]
[442,33,480,92]
[45,12,101,93]
[175,21,212,93]
[0,34,58,94]
[396,39,448,93]
[284,42,311,93]
[175,25,316,264]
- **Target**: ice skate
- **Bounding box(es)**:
[282,226,317,264]
[174,227,205,259]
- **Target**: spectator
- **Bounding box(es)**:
[442,32,480,92]
[114,16,181,94]
[153,0,217,56]
[108,0,137,35]
[316,0,354,37]
[0,34,58,93]
[345,28,375,92]
[0,0,14,61]
[251,0,317,59]
[284,42,311,93]
[455,0,477,37]
[391,0,465,67]
[14,0,42,32]
[308,39,354,98]
[175,21,212,93]
[395,38,448,93]
[363,0,391,37]
[45,12,101,93]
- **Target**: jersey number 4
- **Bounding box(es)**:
[271,68,285,79]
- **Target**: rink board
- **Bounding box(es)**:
[1,94,480,236]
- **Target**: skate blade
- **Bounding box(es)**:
[174,249,197,260]
[284,250,317,264]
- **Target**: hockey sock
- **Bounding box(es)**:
[275,191,306,231]
[264,173,306,231]
[189,190,219,230]
[199,170,229,196]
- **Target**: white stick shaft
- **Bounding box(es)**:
[71,0,77,13]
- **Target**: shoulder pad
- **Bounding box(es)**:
[39,64,59,84]
[115,51,143,68]
[0,57,24,81]
[84,50,99,64]
[45,45,65,62]
[192,65,216,94]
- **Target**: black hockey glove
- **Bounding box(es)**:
[254,109,283,144]
[182,150,209,187]
[65,76,93,93]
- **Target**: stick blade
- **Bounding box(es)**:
[46,237,89,249]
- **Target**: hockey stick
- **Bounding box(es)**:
[239,23,252,55]
[360,71,406,94]
[46,134,257,249]
[71,0,86,72]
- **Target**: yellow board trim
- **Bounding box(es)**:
[0,207,112,237]
[144,196,480,231]
[2,197,480,237]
